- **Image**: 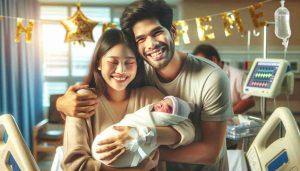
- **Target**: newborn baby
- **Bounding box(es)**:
[91,96,194,168]
[152,96,190,116]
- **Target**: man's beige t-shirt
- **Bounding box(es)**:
[145,54,234,171]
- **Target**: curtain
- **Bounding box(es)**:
[0,0,43,152]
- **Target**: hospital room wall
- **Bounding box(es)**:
[176,0,300,113]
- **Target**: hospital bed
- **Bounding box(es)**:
[1,107,299,171]
[246,107,300,171]
[0,114,39,171]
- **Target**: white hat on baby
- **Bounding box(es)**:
[163,96,193,118]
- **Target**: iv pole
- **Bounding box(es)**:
[261,21,275,122]
[262,21,284,138]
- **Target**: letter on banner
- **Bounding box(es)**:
[233,10,244,34]
[195,16,215,41]
[15,18,34,43]
[249,3,266,28]
[222,10,245,37]
[174,20,190,45]
[102,22,116,33]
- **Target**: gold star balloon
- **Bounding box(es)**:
[61,2,98,46]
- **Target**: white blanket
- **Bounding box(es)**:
[91,104,188,168]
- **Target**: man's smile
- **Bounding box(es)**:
[145,46,166,61]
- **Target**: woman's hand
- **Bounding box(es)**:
[96,126,158,165]
[56,84,98,119]
[96,126,134,164]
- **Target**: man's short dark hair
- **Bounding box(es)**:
[192,44,221,61]
[120,0,173,42]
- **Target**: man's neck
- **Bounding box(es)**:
[156,51,187,83]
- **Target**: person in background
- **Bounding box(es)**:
[193,44,255,114]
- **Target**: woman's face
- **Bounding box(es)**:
[98,44,137,92]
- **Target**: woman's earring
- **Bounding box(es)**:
[97,67,101,71]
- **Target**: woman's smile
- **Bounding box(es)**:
[111,74,129,82]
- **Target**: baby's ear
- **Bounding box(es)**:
[187,102,195,112]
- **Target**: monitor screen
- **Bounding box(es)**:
[246,62,280,89]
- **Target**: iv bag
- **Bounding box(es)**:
[274,0,291,40]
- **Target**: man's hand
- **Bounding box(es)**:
[136,149,159,171]
[100,150,159,171]
[56,84,98,119]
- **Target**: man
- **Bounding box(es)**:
[193,44,255,114]
[57,0,233,170]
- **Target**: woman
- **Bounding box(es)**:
[61,29,194,171]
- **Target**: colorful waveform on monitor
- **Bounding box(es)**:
[247,62,279,89]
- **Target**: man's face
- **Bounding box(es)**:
[132,19,175,69]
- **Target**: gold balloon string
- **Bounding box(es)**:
[181,0,273,22]
[0,0,273,25]
[0,15,34,20]
[0,15,56,23]
[0,15,114,26]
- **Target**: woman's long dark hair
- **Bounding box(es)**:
[83,29,146,96]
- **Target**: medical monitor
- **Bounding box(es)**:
[244,58,288,98]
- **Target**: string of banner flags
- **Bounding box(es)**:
[0,0,273,46]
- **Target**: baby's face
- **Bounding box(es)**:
[153,98,173,113]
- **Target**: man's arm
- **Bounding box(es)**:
[233,96,255,114]
[101,150,160,171]
[159,120,227,164]
[156,126,181,145]
[56,84,98,119]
